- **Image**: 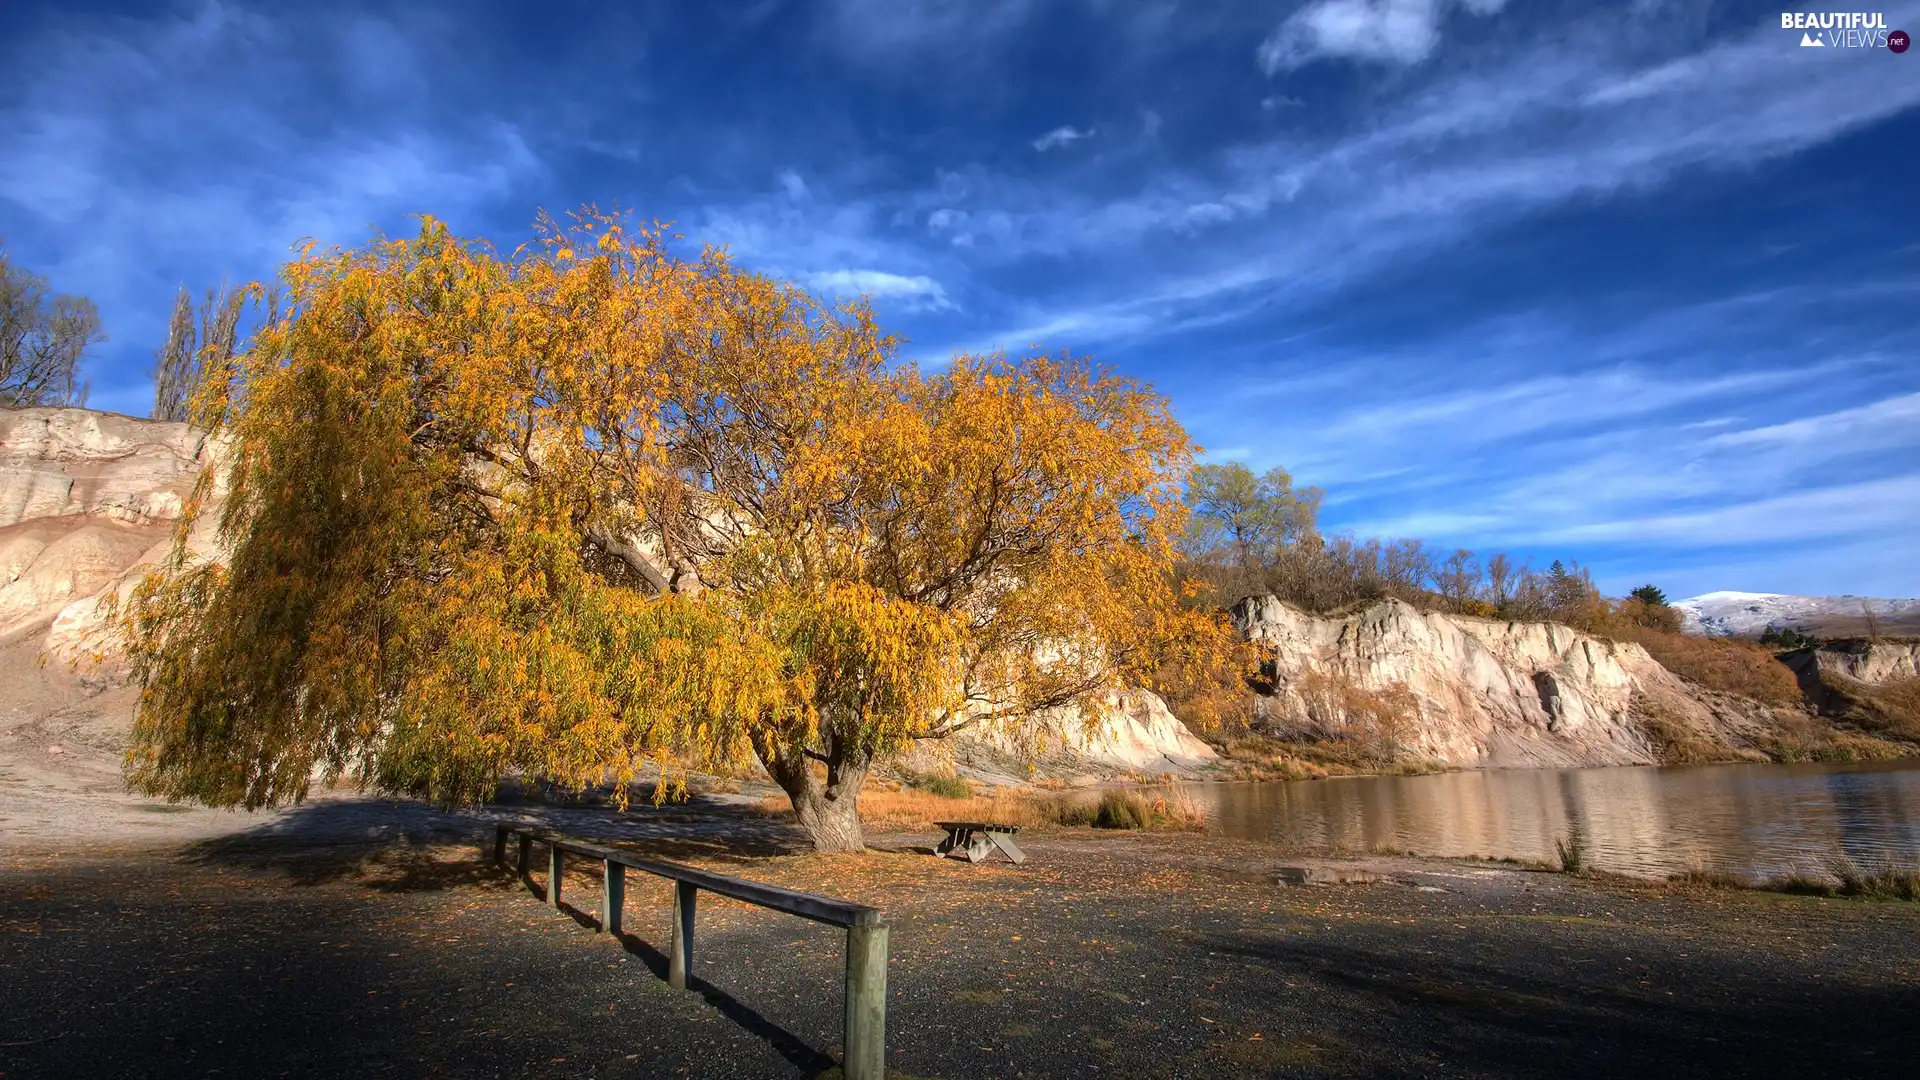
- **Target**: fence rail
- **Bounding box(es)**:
[491,824,887,1080]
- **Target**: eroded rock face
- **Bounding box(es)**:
[963,689,1218,776]
[1812,642,1920,686]
[0,408,206,528]
[0,409,218,655]
[1230,596,1776,768]
[0,516,170,638]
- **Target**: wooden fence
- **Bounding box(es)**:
[492,824,888,1080]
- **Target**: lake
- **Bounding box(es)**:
[1181,760,1920,880]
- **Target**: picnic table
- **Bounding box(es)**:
[933,821,1025,865]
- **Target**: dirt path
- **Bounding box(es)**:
[4,802,1916,1080]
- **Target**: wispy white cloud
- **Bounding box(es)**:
[1032,124,1096,152]
[1313,362,1857,459]
[920,5,1920,354]
[0,3,544,415]
[1627,536,1920,600]
[819,0,1037,63]
[1257,0,1510,73]
[1535,475,1920,547]
[806,268,955,311]
[1704,393,1920,451]
[1327,378,1920,593]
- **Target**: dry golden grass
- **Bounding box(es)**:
[1753,711,1909,763]
[1614,625,1804,707]
[1669,852,1920,902]
[852,787,1074,830]
[758,784,1207,832]
[1848,676,1920,743]
[1214,732,1449,782]
[1632,695,1728,765]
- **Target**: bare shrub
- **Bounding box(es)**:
[1293,670,1421,764]
[1755,712,1907,763]
[766,783,1209,833]
[2,244,103,406]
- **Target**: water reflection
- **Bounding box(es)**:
[1183,760,1920,879]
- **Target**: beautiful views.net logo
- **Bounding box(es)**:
[1781,11,1910,50]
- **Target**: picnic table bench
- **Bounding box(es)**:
[934,821,1025,864]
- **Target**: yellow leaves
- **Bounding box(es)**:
[121,203,1211,817]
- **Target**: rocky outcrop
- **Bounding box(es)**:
[956,690,1218,779]
[1807,641,1920,686]
[0,409,215,655]
[0,407,206,527]
[1779,641,1920,733]
[1230,596,1786,768]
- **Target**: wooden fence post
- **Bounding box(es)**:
[601,861,624,936]
[517,833,531,880]
[843,922,889,1080]
[547,844,564,908]
[668,882,697,990]
[493,825,507,867]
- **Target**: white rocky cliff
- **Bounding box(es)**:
[1808,641,1920,686]
[1230,595,1789,769]
[958,690,1218,779]
[0,408,216,664]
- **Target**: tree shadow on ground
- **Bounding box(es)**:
[504,848,840,1076]
[609,927,838,1076]
[177,791,814,889]
[165,795,846,1077]
[1198,928,1919,1078]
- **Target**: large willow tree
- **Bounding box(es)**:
[119,210,1221,851]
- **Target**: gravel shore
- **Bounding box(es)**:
[3,797,1917,1080]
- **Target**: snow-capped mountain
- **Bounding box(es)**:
[1674,591,1920,638]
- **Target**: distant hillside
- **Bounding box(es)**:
[1675,592,1920,639]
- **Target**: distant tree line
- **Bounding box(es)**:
[1179,462,1680,634]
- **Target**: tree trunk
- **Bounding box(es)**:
[759,736,871,854]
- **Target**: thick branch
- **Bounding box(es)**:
[583,526,671,593]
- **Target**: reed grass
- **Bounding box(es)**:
[1554,833,1587,874]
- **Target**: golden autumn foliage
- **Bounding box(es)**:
[117,209,1232,850]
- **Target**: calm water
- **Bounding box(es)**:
[1182,760,1920,879]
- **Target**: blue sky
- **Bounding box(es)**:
[2,0,1915,598]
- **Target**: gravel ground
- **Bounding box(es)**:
[3,799,1917,1080]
